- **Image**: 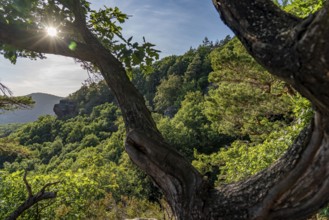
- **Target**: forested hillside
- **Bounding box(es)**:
[1,33,323,219]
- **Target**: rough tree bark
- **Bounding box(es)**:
[1,0,329,219]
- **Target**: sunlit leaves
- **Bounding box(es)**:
[0,139,32,169]
[89,6,127,40]
[113,38,160,75]
[206,38,294,141]
[283,0,325,17]
[88,6,160,74]
[0,99,161,218]
[193,94,312,185]
[272,0,324,16]
[153,74,183,113]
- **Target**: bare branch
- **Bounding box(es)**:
[0,83,13,96]
[0,96,33,111]
[5,173,60,220]
[23,171,33,198]
[39,181,61,194]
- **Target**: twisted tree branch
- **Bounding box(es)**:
[5,171,59,220]
[213,0,329,114]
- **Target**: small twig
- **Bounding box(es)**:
[23,170,33,198]
[39,181,61,194]
[0,82,13,96]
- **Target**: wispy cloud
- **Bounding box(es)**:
[0,55,88,97]
[100,0,232,56]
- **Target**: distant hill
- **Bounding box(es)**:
[0,93,63,124]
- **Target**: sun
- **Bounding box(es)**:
[46,27,58,37]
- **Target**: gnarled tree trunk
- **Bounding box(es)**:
[1,0,329,219]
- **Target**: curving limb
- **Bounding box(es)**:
[210,0,329,219]
[212,0,329,114]
[125,129,206,218]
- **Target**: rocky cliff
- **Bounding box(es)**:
[53,99,77,119]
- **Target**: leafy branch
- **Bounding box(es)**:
[5,171,60,220]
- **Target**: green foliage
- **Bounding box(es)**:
[0,170,27,218]
[206,38,294,142]
[156,91,233,159]
[0,169,164,220]
[89,6,160,74]
[134,37,228,114]
[0,0,159,74]
[13,101,119,147]
[193,94,312,185]
[0,0,44,63]
[153,74,184,114]
[0,37,226,215]
[184,53,202,83]
[68,80,115,115]
[190,37,314,187]
[81,134,100,147]
[0,95,34,111]
[17,115,58,145]
[1,0,325,217]
[284,0,325,17]
[0,138,31,168]
[0,28,320,218]
[0,123,23,137]
[0,100,163,218]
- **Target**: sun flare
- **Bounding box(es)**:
[46,27,58,37]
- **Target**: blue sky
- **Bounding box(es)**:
[0,0,232,97]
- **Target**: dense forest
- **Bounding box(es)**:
[0,0,328,219]
[0,34,322,219]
